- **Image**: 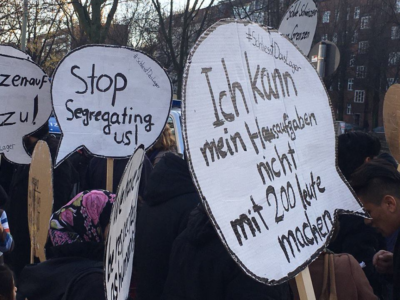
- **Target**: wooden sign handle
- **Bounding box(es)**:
[295,266,316,300]
[106,158,114,192]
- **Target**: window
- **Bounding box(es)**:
[333,33,338,44]
[389,52,400,65]
[352,31,358,43]
[321,34,328,41]
[356,66,367,78]
[387,78,395,87]
[392,26,400,40]
[323,11,330,23]
[396,0,400,13]
[335,10,340,22]
[358,41,369,54]
[361,16,371,29]
[354,90,365,103]
[348,78,354,90]
[354,7,360,19]
[349,54,356,67]
[347,104,352,115]
[347,8,350,20]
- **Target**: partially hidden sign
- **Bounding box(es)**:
[0,45,31,60]
[104,145,144,300]
[183,20,364,284]
[0,55,52,164]
[383,84,400,162]
[28,140,53,262]
[51,45,172,166]
[278,0,318,56]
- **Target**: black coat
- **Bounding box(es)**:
[17,242,105,300]
[162,206,291,300]
[86,155,152,197]
[393,234,400,300]
[135,153,200,300]
[5,135,77,278]
[328,214,389,299]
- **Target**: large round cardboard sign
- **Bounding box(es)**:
[0,55,52,164]
[279,0,318,56]
[51,45,172,167]
[183,20,364,284]
[383,84,400,162]
[28,141,53,262]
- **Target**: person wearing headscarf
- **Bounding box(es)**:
[16,190,115,300]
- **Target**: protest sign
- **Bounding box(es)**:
[279,0,318,56]
[182,19,365,284]
[0,54,52,164]
[51,45,172,167]
[0,45,31,60]
[383,84,400,162]
[104,145,144,300]
[28,140,53,262]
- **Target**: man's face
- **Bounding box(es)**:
[361,197,398,237]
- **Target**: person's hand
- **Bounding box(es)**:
[373,250,393,274]
[0,223,4,234]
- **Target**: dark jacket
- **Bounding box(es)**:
[393,234,400,300]
[135,153,200,300]
[17,242,105,300]
[86,155,152,197]
[5,135,77,278]
[162,206,291,300]
[328,214,389,299]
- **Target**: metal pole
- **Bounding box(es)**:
[316,42,326,78]
[21,0,28,52]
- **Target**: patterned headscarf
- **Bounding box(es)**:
[49,190,115,246]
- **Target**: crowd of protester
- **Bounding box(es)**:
[0,122,399,300]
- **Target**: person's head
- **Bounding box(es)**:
[338,132,381,180]
[351,159,400,237]
[151,124,176,152]
[49,190,115,247]
[23,122,50,149]
[0,265,16,300]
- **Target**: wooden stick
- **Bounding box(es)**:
[295,267,316,300]
[106,158,114,192]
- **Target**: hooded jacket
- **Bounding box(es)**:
[16,242,105,300]
[135,153,200,300]
[162,206,291,300]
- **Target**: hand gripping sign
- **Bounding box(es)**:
[182,20,365,284]
[51,45,172,167]
[0,54,52,164]
[104,145,144,300]
[279,0,318,56]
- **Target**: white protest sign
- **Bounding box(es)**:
[104,145,144,300]
[0,45,31,60]
[52,45,172,167]
[183,20,364,284]
[279,0,318,56]
[0,55,52,164]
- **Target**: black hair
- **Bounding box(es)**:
[0,265,14,300]
[350,159,400,205]
[338,132,381,180]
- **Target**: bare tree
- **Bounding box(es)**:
[71,0,119,44]
[151,0,217,99]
